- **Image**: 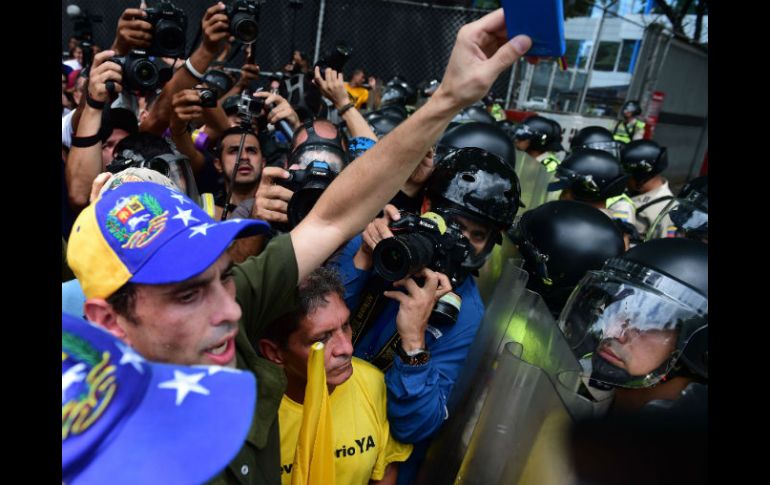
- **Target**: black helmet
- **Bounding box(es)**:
[450,105,496,125]
[647,176,708,242]
[428,147,523,271]
[570,126,621,158]
[622,100,642,116]
[559,238,708,389]
[513,115,564,152]
[435,122,517,170]
[366,112,402,137]
[418,78,440,98]
[385,76,417,105]
[380,83,408,107]
[497,119,517,141]
[547,149,628,201]
[620,140,668,184]
[508,200,625,317]
[377,104,408,121]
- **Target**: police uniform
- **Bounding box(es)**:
[630,179,674,236]
[613,118,646,144]
[605,193,637,228]
[536,152,561,173]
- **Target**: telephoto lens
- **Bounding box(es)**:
[373,233,435,282]
[228,0,260,44]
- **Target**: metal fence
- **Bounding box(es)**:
[62,0,515,103]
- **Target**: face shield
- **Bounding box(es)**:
[547,167,601,196]
[647,193,708,243]
[558,258,707,389]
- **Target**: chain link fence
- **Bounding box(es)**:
[62,0,516,105]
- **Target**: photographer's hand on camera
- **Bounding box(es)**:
[354,204,401,270]
[384,268,453,352]
[201,2,230,59]
[252,166,293,224]
[111,8,153,56]
[253,92,300,130]
[88,50,122,103]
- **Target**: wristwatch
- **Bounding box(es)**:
[395,344,430,366]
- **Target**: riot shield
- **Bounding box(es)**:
[474,237,523,305]
[417,261,612,485]
[515,150,552,211]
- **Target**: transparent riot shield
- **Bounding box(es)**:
[417,260,612,485]
[474,237,523,305]
[515,150,552,212]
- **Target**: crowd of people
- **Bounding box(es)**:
[61,3,707,484]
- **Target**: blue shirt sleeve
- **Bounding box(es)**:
[384,281,485,443]
[329,234,373,310]
[348,137,376,160]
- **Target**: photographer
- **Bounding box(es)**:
[332,147,523,484]
[314,66,378,143]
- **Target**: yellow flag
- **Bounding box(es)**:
[291,342,336,485]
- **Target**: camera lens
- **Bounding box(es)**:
[232,14,258,43]
[155,21,185,52]
[131,59,159,89]
[373,233,434,282]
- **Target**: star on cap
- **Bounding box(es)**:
[170,193,190,205]
[116,342,146,374]
[158,371,210,406]
[189,222,216,238]
[172,206,200,227]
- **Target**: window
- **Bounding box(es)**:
[594,41,620,71]
[565,39,589,69]
[617,39,637,72]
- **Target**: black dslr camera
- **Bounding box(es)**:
[314,43,352,79]
[196,87,217,108]
[144,0,187,58]
[373,211,472,287]
[276,161,337,228]
[227,0,261,44]
[373,211,473,325]
[110,50,173,94]
[236,91,265,123]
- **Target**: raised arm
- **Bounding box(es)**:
[314,66,378,141]
[291,9,531,282]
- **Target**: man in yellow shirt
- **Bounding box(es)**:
[259,267,412,485]
[345,68,370,110]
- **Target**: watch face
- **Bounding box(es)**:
[398,346,430,366]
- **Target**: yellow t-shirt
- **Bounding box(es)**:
[344,84,369,110]
[279,358,412,485]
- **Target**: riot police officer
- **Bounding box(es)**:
[508,200,626,318]
[559,238,708,414]
[435,121,517,168]
[513,115,564,172]
[613,100,646,144]
[620,139,674,236]
[570,125,621,158]
[647,175,708,243]
[547,148,637,244]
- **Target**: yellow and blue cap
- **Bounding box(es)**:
[67,182,270,299]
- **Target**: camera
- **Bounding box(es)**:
[237,91,265,121]
[196,87,217,108]
[276,161,337,228]
[373,211,472,286]
[227,0,261,44]
[145,0,188,58]
[315,43,352,79]
[110,50,173,94]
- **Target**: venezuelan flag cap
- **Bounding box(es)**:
[62,312,257,485]
[67,181,270,299]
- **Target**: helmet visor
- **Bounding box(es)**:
[582,141,621,159]
[512,124,535,141]
[647,197,708,242]
[558,262,707,388]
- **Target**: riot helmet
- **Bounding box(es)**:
[620,140,668,185]
[547,149,628,201]
[365,112,402,138]
[497,119,518,141]
[377,104,408,121]
[647,176,708,243]
[559,238,708,389]
[418,78,440,98]
[380,83,409,108]
[570,126,621,158]
[435,121,517,170]
[513,115,564,152]
[385,76,417,105]
[622,100,642,116]
[450,104,496,125]
[508,200,625,316]
[427,147,523,272]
